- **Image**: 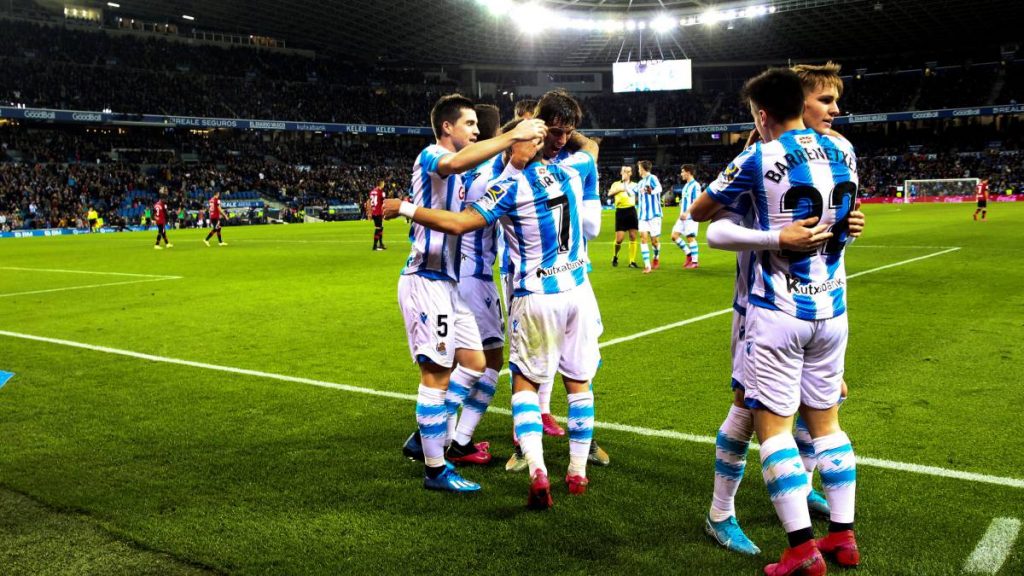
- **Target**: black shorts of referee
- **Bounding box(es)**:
[615,207,639,232]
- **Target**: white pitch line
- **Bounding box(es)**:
[963,517,1021,574]
[0,328,1022,490]
[0,277,181,299]
[0,266,181,279]
[499,246,964,375]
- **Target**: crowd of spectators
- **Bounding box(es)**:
[1,19,1020,130]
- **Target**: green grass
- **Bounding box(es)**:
[0,203,1022,575]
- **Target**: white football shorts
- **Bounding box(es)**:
[458,276,505,350]
[638,216,663,237]
[398,273,482,368]
[741,304,848,416]
[507,281,603,386]
[672,218,699,238]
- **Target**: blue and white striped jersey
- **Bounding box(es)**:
[552,149,600,202]
[472,162,588,296]
[707,128,858,320]
[680,179,702,217]
[460,154,506,281]
[636,173,663,221]
[401,144,466,282]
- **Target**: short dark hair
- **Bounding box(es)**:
[500,118,523,134]
[638,160,652,172]
[514,98,538,119]
[430,93,475,139]
[474,104,501,140]
[741,68,805,123]
[681,164,695,174]
[535,90,582,128]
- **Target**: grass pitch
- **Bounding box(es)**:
[0,202,1021,575]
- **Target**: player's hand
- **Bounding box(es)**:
[381,198,403,220]
[848,201,865,238]
[509,137,543,169]
[778,217,832,251]
[744,128,761,148]
[510,118,547,142]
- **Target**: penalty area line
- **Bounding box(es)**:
[0,328,1022,491]
[963,517,1021,574]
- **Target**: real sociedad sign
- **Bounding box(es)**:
[1,104,1020,138]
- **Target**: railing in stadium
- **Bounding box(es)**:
[2,104,1022,138]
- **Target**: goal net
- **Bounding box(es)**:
[903,178,978,203]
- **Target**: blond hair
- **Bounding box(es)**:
[792,61,843,98]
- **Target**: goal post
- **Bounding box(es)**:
[903,178,978,204]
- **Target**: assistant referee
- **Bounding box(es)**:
[610,165,639,268]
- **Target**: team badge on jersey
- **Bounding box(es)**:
[420,312,428,324]
[436,341,447,355]
[798,134,815,145]
[722,163,740,183]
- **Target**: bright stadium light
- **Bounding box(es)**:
[701,9,721,25]
[515,3,550,33]
[182,14,195,21]
[106,2,120,7]
[625,19,636,31]
[478,0,512,17]
[651,14,676,33]
[769,5,777,13]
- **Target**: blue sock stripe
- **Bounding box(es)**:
[716,431,751,457]
[418,421,448,438]
[715,458,746,481]
[762,446,801,468]
[794,416,808,432]
[474,380,497,396]
[512,401,541,414]
[766,472,809,499]
[446,381,471,399]
[795,438,816,457]
[515,422,544,437]
[820,467,857,487]
[415,403,447,418]
[816,444,853,461]
[568,404,595,418]
[463,396,490,412]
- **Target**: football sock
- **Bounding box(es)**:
[453,368,498,446]
[511,390,546,477]
[629,240,638,263]
[640,242,651,268]
[982,209,987,219]
[613,241,622,259]
[538,380,553,414]
[760,433,812,534]
[566,391,595,477]
[787,527,816,548]
[814,431,857,527]
[688,240,699,262]
[794,416,817,487]
[445,366,484,445]
[653,244,660,260]
[674,236,688,253]
[711,405,753,522]
[415,384,447,469]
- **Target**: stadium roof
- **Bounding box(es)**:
[42,0,1024,68]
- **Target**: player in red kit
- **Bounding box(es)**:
[368,180,387,251]
[153,187,173,250]
[204,191,228,246]
[973,178,989,221]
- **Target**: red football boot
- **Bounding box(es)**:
[446,441,493,465]
[565,474,589,495]
[527,471,553,510]
[764,540,826,576]
[816,530,860,568]
[652,257,661,269]
[541,413,566,437]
